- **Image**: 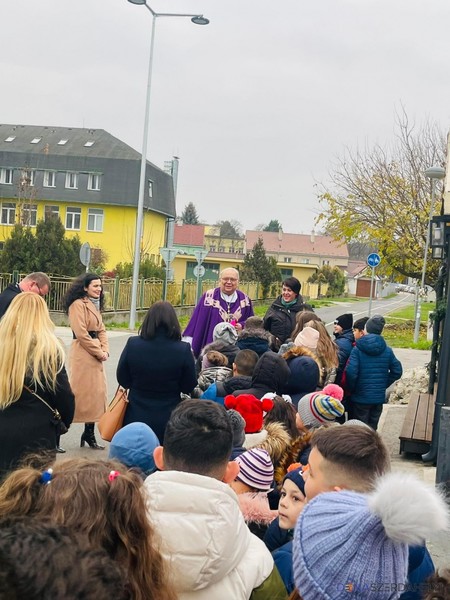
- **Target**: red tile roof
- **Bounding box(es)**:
[173,224,205,246]
[245,231,348,258]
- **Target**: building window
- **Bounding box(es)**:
[87,208,103,232]
[5,136,15,142]
[218,246,225,252]
[31,137,41,144]
[84,140,95,147]
[209,245,216,252]
[58,139,68,145]
[65,172,78,189]
[87,173,101,191]
[301,258,310,264]
[66,207,81,230]
[45,206,59,221]
[284,257,292,263]
[1,203,16,225]
[20,169,35,187]
[22,204,37,227]
[148,180,153,198]
[43,171,56,187]
[322,260,330,266]
[0,168,13,184]
[228,247,235,253]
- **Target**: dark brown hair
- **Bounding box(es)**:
[234,349,259,376]
[264,396,298,439]
[140,301,181,341]
[311,424,390,491]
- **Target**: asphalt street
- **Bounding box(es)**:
[56,293,415,455]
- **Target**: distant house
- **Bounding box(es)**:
[245,230,349,281]
[0,124,175,270]
[347,260,381,298]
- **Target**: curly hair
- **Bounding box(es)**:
[306,320,339,368]
[63,273,105,313]
[0,458,176,600]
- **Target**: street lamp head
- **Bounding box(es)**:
[128,0,147,3]
[425,166,446,180]
[191,15,209,25]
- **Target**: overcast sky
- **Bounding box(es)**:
[2,0,450,234]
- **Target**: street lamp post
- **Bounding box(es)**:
[127,0,209,330]
[413,166,446,343]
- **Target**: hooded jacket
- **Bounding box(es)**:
[144,470,284,599]
[334,328,355,383]
[237,328,272,356]
[282,346,321,405]
[263,295,306,344]
[233,352,291,399]
[344,334,403,405]
[201,375,253,405]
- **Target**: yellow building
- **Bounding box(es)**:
[0,124,175,270]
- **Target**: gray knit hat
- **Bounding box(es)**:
[226,409,246,446]
[292,473,449,600]
[365,314,386,335]
[213,322,238,345]
[297,392,344,429]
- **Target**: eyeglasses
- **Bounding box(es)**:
[33,282,46,297]
[221,278,238,282]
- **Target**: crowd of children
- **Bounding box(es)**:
[0,307,449,599]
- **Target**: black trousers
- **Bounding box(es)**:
[350,402,383,430]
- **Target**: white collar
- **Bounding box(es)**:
[220,291,238,303]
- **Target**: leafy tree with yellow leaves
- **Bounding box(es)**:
[318,112,445,285]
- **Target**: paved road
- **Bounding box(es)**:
[56,293,415,454]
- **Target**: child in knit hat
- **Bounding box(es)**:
[292,472,448,600]
[303,424,439,600]
[231,447,278,539]
[224,394,274,448]
[264,465,307,594]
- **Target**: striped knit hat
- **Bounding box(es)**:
[235,448,274,491]
[297,392,344,429]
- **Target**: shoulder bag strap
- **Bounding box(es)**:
[23,384,62,420]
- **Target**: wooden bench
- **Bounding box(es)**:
[399,390,435,454]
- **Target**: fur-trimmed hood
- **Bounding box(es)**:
[245,422,291,466]
[238,328,272,342]
[282,345,320,363]
[238,492,278,526]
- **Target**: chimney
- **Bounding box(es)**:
[278,227,283,241]
[310,229,315,243]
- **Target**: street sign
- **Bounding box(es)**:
[367,253,381,268]
[193,265,205,278]
[79,242,91,267]
[194,249,209,264]
[160,247,178,265]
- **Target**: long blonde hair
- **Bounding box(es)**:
[0,293,65,409]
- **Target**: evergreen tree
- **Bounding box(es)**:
[308,265,346,297]
[33,218,83,275]
[263,219,282,232]
[180,202,200,225]
[0,224,36,273]
[240,237,281,298]
[215,220,243,238]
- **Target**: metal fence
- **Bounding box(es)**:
[1,272,320,312]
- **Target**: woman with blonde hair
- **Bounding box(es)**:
[0,293,74,477]
[0,458,177,600]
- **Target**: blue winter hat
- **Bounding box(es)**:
[283,466,305,496]
[109,422,159,475]
[285,356,320,396]
[292,473,449,600]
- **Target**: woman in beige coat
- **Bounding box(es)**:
[64,273,109,449]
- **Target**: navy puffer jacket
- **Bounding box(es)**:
[345,334,402,405]
[334,328,354,383]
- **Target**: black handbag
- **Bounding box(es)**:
[24,384,68,435]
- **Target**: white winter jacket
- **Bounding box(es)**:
[144,470,275,600]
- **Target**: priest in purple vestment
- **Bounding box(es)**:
[183,267,254,357]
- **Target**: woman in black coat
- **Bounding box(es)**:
[0,293,74,478]
[117,301,196,443]
[263,277,306,346]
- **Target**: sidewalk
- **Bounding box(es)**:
[377,348,448,569]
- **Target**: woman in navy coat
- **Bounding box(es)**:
[117,301,196,443]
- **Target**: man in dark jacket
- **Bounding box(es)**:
[333,313,354,384]
[345,314,402,430]
[0,272,50,319]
